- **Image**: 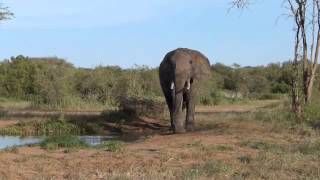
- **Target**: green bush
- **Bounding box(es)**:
[0,56,295,109]
[40,135,89,150]
[303,100,320,128]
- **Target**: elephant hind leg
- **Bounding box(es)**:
[162,89,174,131]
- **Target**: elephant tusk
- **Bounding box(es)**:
[170,82,175,90]
[186,79,190,90]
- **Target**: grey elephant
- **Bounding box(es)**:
[159,48,211,133]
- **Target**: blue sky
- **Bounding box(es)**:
[0,0,293,68]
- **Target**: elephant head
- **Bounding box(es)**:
[159,48,211,133]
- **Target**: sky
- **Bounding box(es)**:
[0,0,294,68]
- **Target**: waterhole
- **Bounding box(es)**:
[0,135,119,149]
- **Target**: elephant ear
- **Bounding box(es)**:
[193,57,211,82]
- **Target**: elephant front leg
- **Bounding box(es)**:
[186,90,196,131]
[173,92,186,133]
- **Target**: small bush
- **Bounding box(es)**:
[119,96,167,117]
[40,135,89,150]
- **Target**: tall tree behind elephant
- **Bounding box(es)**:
[159,48,211,133]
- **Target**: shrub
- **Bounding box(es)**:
[303,100,320,129]
[119,96,167,117]
[40,135,89,150]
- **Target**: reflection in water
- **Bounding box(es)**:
[0,135,119,149]
[79,135,118,146]
[0,136,43,149]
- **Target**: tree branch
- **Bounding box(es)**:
[0,4,14,21]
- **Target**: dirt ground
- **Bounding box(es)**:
[0,120,18,128]
[0,100,319,179]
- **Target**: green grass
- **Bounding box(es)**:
[182,160,230,180]
[0,115,82,136]
[209,145,234,152]
[96,140,124,152]
[239,140,284,151]
[40,135,89,150]
[0,97,31,110]
[294,140,320,155]
[30,96,114,111]
[182,141,203,148]
[2,146,19,153]
[238,155,252,164]
[41,136,125,151]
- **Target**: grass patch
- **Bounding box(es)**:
[182,141,203,148]
[0,115,82,136]
[2,146,19,153]
[40,135,89,150]
[208,145,234,152]
[294,140,320,155]
[239,140,285,153]
[0,97,31,110]
[96,140,124,152]
[182,160,230,180]
[238,155,252,164]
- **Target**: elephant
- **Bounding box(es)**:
[159,48,211,133]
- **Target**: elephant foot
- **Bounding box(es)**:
[174,128,186,134]
[186,122,195,132]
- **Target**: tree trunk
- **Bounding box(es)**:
[306,73,315,102]
[292,80,302,118]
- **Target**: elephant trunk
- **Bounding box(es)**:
[170,78,191,133]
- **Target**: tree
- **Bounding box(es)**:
[232,0,320,116]
[230,0,252,9]
[0,3,13,21]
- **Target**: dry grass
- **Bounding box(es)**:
[0,100,319,179]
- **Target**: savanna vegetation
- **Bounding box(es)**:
[0,55,306,109]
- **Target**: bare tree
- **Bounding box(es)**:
[230,0,252,9]
[288,0,303,116]
[232,0,320,116]
[287,0,320,105]
[0,3,13,21]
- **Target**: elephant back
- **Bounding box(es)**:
[159,48,211,84]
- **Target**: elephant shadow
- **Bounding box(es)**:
[65,110,172,142]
